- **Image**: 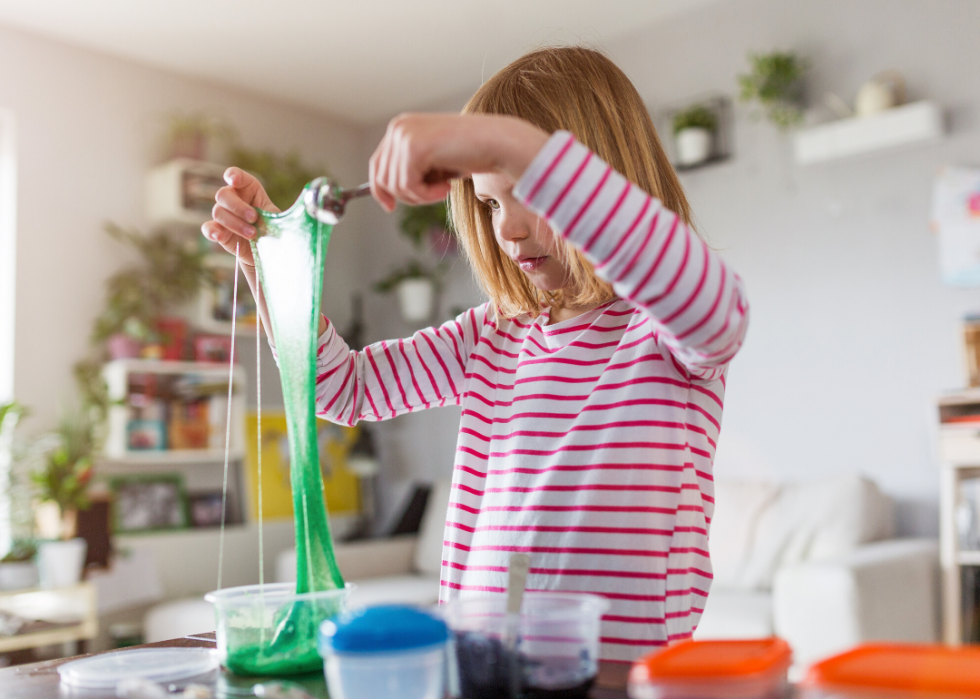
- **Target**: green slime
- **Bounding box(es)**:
[230,183,346,675]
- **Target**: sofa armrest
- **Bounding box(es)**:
[275,535,419,584]
[772,538,939,671]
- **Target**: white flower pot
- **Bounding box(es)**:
[397,278,435,322]
[37,538,87,589]
[0,561,39,590]
[675,127,713,166]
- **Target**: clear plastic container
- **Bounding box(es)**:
[800,643,980,699]
[318,604,449,699]
[205,582,350,676]
[440,591,609,699]
[627,637,792,699]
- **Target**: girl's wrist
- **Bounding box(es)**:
[494,116,550,181]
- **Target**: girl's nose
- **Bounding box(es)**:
[495,209,529,244]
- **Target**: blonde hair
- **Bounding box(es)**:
[450,46,693,319]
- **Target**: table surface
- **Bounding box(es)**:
[0,632,631,699]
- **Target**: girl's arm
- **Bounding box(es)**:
[314,304,488,426]
[513,131,749,382]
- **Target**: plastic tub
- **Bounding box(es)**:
[627,637,792,699]
[800,643,980,699]
[318,604,449,699]
[440,592,609,699]
[205,582,350,676]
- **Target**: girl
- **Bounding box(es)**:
[204,46,749,662]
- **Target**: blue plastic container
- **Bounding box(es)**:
[317,604,449,699]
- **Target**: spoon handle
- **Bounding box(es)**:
[506,553,530,615]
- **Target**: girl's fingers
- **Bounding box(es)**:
[212,203,256,240]
[216,185,258,224]
[202,222,255,265]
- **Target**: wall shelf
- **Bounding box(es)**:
[794,100,943,165]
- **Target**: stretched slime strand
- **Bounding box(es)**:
[217,241,241,592]
[225,184,344,675]
[251,185,344,594]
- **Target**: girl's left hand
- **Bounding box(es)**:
[369,113,549,211]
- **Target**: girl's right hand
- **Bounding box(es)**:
[201,167,279,267]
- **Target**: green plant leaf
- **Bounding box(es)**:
[672,104,717,135]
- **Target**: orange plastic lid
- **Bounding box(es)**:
[629,638,792,682]
[804,643,980,695]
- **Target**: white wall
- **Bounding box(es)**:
[0,108,15,404]
[0,24,366,432]
[351,0,980,536]
[6,0,978,538]
[607,0,980,534]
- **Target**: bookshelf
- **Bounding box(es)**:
[100,359,248,530]
[938,387,980,644]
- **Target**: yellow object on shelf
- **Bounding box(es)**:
[244,411,360,521]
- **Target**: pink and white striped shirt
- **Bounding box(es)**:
[314,132,749,661]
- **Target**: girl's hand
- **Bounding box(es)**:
[201,167,279,267]
[369,113,549,211]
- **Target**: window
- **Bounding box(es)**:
[0,109,15,404]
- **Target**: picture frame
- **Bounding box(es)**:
[110,474,189,533]
[197,253,258,335]
[188,491,227,528]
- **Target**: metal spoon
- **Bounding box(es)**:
[304,177,372,225]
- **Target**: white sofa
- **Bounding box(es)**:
[149,474,938,674]
[696,475,939,672]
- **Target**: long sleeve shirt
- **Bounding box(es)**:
[314,131,749,661]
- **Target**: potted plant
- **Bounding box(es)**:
[373,261,447,322]
[0,540,38,591]
[228,146,323,211]
[31,411,95,588]
[399,200,456,255]
[165,112,235,162]
[738,50,808,130]
[0,401,39,590]
[672,104,717,166]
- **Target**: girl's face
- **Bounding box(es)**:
[471,172,571,293]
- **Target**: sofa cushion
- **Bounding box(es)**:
[693,588,773,640]
[708,480,781,589]
[348,574,441,609]
[414,480,452,576]
[739,475,894,590]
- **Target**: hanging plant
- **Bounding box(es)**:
[738,51,808,130]
[228,147,325,211]
[75,224,208,426]
[399,200,455,254]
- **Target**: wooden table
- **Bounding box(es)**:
[0,632,631,698]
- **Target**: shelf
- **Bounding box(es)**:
[959,551,980,566]
[794,100,943,165]
[101,449,244,465]
[103,358,239,376]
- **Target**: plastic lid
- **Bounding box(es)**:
[57,648,218,689]
[803,643,980,695]
[630,638,792,683]
[318,605,449,655]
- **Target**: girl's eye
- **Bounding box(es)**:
[485,199,500,212]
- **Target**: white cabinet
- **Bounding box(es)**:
[145,158,227,226]
[938,388,980,644]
